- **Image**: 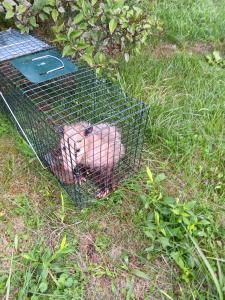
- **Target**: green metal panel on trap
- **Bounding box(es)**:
[11,49,78,83]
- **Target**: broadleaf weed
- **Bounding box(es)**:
[139,167,223,289]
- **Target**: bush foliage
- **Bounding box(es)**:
[0,0,158,72]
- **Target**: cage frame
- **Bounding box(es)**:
[0,29,150,206]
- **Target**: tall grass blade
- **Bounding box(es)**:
[159,289,174,300]
[189,235,224,300]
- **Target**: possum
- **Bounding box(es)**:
[60,121,125,198]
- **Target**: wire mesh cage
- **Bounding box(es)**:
[0,28,51,62]
[0,29,149,206]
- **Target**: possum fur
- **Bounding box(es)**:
[60,122,125,196]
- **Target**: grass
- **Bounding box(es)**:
[120,51,224,202]
[0,0,225,299]
[152,0,225,45]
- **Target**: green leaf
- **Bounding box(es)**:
[144,229,155,239]
[74,12,84,24]
[17,4,27,14]
[213,51,222,63]
[155,173,167,183]
[67,28,83,40]
[154,211,160,225]
[114,0,125,9]
[39,13,48,21]
[106,0,113,7]
[146,167,154,183]
[16,24,29,33]
[85,45,94,56]
[5,9,14,19]
[60,235,67,250]
[81,0,91,16]
[52,22,64,33]
[82,54,94,66]
[171,208,181,215]
[162,196,176,206]
[32,0,49,12]
[88,17,97,26]
[51,8,59,22]
[48,0,55,6]
[95,52,106,64]
[91,0,98,6]
[40,269,48,280]
[109,18,118,34]
[131,269,150,280]
[77,41,89,50]
[43,6,52,14]
[160,227,167,236]
[3,1,13,10]
[62,44,74,57]
[22,254,37,262]
[65,277,74,288]
[133,6,143,16]
[29,16,38,27]
[170,251,185,270]
[206,54,213,64]
[54,34,67,42]
[39,281,48,293]
[158,237,170,249]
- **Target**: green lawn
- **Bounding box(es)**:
[0,0,224,299]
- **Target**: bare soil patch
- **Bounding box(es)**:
[153,43,177,58]
[188,42,214,54]
[79,233,101,264]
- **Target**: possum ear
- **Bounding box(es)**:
[85,126,93,136]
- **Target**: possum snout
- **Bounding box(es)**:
[60,122,90,172]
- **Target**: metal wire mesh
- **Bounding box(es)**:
[0,31,149,206]
[0,29,51,62]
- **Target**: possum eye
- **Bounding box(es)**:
[85,126,93,136]
[62,146,66,151]
[76,149,80,153]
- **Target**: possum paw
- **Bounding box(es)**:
[96,188,110,199]
[75,176,86,185]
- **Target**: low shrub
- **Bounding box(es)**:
[0,0,160,74]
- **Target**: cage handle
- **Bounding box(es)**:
[32,55,65,75]
[0,91,46,169]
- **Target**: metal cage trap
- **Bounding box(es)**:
[0,29,149,206]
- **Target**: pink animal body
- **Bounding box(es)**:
[60,122,125,197]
